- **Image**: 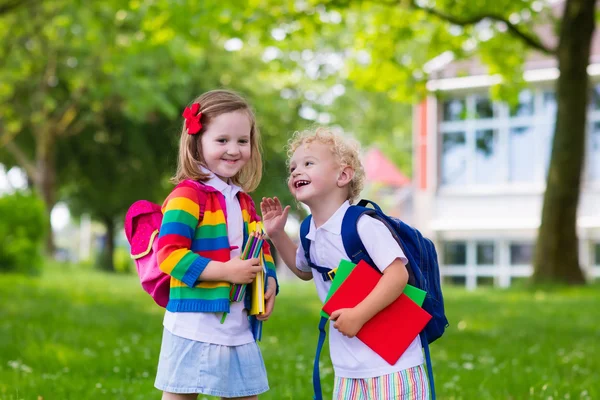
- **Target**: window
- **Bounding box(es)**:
[441,132,467,185]
[590,122,600,181]
[591,84,600,110]
[475,129,502,183]
[543,91,557,118]
[510,243,534,265]
[475,95,494,119]
[439,89,600,187]
[444,276,466,285]
[438,90,572,188]
[476,242,495,265]
[509,126,536,182]
[542,91,557,177]
[443,98,466,121]
[477,277,495,286]
[443,241,466,265]
[594,242,600,266]
[510,90,534,117]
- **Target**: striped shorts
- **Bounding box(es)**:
[333,364,430,400]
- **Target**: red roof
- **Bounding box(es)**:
[363,148,410,187]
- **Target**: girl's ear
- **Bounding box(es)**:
[337,166,354,188]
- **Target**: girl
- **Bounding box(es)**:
[155,89,278,400]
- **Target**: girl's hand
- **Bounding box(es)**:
[224,256,263,284]
[257,277,277,321]
[260,197,290,238]
[330,308,367,338]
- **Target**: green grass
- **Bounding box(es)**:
[1,265,599,400]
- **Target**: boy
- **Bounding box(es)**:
[260,128,429,399]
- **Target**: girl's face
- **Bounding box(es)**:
[199,110,252,182]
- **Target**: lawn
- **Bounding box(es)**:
[0,265,598,400]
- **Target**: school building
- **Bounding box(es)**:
[411,38,600,290]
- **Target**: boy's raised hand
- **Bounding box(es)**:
[260,197,290,237]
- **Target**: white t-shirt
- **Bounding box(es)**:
[163,170,254,346]
[296,201,424,378]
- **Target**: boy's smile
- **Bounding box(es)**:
[293,180,311,188]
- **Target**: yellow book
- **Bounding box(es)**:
[250,269,265,315]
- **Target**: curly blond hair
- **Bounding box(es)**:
[172,89,262,192]
[287,127,365,203]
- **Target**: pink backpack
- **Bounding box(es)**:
[124,180,207,307]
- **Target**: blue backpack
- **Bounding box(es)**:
[300,199,448,400]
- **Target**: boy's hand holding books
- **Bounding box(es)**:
[330,307,369,338]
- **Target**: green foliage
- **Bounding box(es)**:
[57,110,175,220]
[0,0,422,233]
[1,266,599,399]
[256,0,555,108]
[113,247,134,274]
[0,192,46,273]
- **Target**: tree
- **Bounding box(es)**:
[0,0,32,16]
[0,1,175,254]
[0,1,282,254]
[266,0,594,284]
[404,0,594,285]
[55,50,307,271]
[58,110,174,271]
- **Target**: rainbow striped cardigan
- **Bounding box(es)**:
[156,180,278,313]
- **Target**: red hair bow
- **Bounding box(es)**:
[182,103,202,135]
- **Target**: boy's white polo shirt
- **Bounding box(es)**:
[296,200,424,379]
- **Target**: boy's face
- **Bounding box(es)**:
[288,142,344,206]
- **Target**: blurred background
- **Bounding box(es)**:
[1,0,599,399]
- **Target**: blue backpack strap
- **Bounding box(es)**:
[300,215,335,282]
[312,315,328,400]
[340,205,376,267]
[300,217,332,399]
[299,216,312,266]
[343,200,437,399]
[421,331,436,399]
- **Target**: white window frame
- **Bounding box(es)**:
[593,241,600,273]
[439,87,600,193]
[587,107,600,186]
[439,239,534,290]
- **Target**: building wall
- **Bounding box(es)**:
[413,72,600,289]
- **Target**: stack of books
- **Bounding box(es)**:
[228,222,267,340]
[322,260,432,365]
[230,230,266,303]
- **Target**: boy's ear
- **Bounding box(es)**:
[337,166,354,188]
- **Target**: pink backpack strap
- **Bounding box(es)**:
[239,192,260,222]
[180,179,211,220]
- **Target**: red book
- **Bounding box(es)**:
[322,260,432,365]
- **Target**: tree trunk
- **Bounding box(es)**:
[35,132,57,257]
[99,216,116,272]
[533,0,596,284]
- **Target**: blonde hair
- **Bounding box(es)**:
[287,127,365,203]
[172,89,262,192]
